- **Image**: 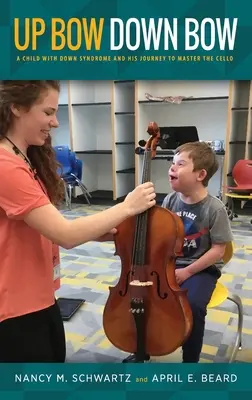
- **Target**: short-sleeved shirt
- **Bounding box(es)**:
[162,192,233,271]
[0,148,60,322]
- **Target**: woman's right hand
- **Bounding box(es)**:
[123,182,156,216]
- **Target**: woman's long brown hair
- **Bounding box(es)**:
[0,80,65,205]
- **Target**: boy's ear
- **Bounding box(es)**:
[197,169,207,182]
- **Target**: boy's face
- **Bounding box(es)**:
[169,151,207,193]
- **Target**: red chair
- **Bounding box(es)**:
[224,160,252,221]
[225,159,252,190]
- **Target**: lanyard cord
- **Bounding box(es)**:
[4,136,47,195]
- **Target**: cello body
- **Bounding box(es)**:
[103,122,193,359]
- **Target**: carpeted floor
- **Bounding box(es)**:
[56,204,252,363]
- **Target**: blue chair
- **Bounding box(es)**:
[54,145,72,177]
[66,151,91,207]
[75,159,82,180]
[53,146,91,209]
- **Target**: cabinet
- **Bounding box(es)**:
[223,80,252,196]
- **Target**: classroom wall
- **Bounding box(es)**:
[51,81,70,147]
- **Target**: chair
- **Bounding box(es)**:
[53,146,92,209]
[224,160,252,221]
[207,241,243,363]
[72,157,82,180]
[54,145,72,177]
[65,151,92,208]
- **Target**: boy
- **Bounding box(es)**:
[123,141,233,363]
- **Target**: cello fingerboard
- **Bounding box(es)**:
[132,149,152,267]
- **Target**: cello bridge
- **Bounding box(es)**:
[129,280,153,287]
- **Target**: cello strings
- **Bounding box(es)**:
[132,149,151,271]
[131,150,146,271]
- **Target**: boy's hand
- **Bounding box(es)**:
[175,268,192,285]
[96,228,117,242]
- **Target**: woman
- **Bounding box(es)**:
[0,80,156,362]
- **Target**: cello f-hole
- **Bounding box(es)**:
[150,271,168,299]
[119,271,131,297]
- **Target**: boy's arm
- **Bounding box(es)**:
[184,243,226,276]
[185,205,233,276]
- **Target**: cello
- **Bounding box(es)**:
[103,121,193,362]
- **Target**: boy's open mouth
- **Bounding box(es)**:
[169,174,178,181]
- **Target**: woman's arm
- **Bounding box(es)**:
[24,182,156,249]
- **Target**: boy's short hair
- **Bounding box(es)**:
[175,141,219,187]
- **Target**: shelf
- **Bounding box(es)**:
[114,80,136,199]
[114,80,135,83]
[75,150,112,154]
[223,80,252,200]
[72,102,111,107]
[115,112,135,115]
[115,142,135,145]
[137,81,229,101]
[138,96,228,105]
[69,82,114,200]
[116,168,135,174]
[231,107,248,111]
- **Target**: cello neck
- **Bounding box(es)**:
[141,149,152,184]
[132,149,152,267]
